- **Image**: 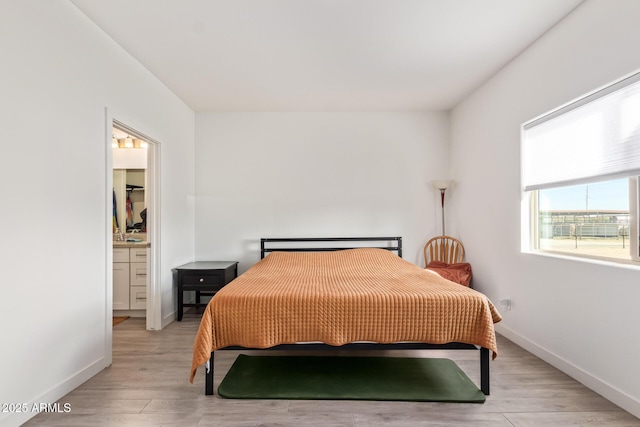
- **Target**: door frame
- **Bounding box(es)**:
[105,109,162,362]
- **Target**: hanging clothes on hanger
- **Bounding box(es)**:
[113,189,119,232]
[126,190,133,229]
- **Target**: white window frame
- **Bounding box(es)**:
[630,177,639,262]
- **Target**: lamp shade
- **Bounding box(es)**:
[431,179,454,190]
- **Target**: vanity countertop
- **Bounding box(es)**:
[113,241,150,248]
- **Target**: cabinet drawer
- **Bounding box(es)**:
[113,248,130,263]
[130,248,147,262]
[130,286,146,310]
[181,271,224,289]
[130,262,147,286]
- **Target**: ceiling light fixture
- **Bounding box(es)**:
[114,136,147,149]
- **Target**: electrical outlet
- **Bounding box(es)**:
[499,298,511,311]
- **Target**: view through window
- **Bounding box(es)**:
[536,178,632,260]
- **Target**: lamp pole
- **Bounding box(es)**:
[439,187,446,235]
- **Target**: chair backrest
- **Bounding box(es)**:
[423,235,465,265]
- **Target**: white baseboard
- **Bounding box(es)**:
[162,311,176,329]
[495,324,640,419]
[1,357,107,427]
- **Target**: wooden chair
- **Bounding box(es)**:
[423,235,465,265]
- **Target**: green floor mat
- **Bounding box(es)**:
[218,354,485,403]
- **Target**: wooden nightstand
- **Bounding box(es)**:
[174,261,238,321]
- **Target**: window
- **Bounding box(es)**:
[523,71,640,263]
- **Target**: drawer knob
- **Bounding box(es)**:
[199,278,204,282]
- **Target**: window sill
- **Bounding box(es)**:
[523,249,640,271]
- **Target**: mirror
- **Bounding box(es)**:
[113,169,146,233]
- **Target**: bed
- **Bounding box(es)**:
[190,237,502,396]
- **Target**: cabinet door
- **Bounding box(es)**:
[130,262,147,286]
[113,262,130,310]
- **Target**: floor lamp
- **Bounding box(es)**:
[431,180,454,235]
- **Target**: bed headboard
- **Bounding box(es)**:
[260,237,402,259]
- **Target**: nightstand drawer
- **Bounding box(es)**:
[181,271,224,288]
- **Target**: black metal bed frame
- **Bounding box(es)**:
[205,237,490,396]
[260,236,403,259]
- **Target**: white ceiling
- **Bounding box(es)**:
[70,0,583,112]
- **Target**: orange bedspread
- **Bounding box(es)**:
[190,248,502,382]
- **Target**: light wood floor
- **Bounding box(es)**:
[25,314,640,426]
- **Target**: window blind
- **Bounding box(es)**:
[522,71,640,191]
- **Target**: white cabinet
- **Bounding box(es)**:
[113,247,147,311]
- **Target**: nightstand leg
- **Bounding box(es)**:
[177,285,183,321]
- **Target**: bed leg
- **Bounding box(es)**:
[480,347,490,395]
[205,352,214,396]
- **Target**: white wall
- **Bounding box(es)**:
[0,2,195,426]
[112,147,148,169]
[195,112,449,270]
[450,0,640,417]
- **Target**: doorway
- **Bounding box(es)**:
[106,116,161,337]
